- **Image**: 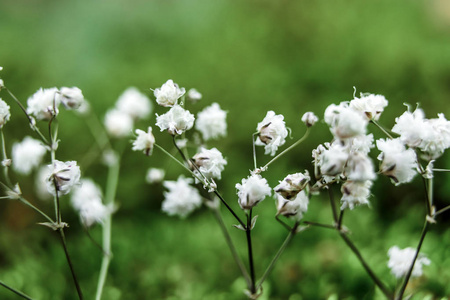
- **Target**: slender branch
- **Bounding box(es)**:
[328,188,338,224]
[214,190,246,229]
[302,220,335,230]
[337,209,344,230]
[432,168,450,172]
[246,209,256,294]
[19,197,54,223]
[252,132,258,170]
[370,120,394,139]
[275,215,292,232]
[58,229,83,300]
[0,279,33,300]
[0,129,12,187]
[434,204,450,217]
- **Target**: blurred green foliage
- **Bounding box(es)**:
[1,0,450,299]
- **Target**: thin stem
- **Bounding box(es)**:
[172,136,208,183]
[214,190,246,228]
[211,206,251,288]
[434,204,450,217]
[276,215,292,232]
[246,209,256,294]
[370,120,394,139]
[252,132,258,170]
[19,197,54,223]
[0,279,33,300]
[328,188,338,224]
[256,222,299,292]
[421,176,432,216]
[395,220,429,300]
[0,129,12,187]
[58,229,83,300]
[339,232,393,299]
[262,128,310,171]
[432,168,450,172]
[302,221,335,230]
[337,209,344,230]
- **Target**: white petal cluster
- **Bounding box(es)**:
[392,107,426,148]
[350,93,388,121]
[376,138,417,185]
[162,176,202,218]
[301,112,318,127]
[340,180,372,210]
[12,136,47,175]
[195,103,227,141]
[387,246,430,279]
[0,99,11,127]
[236,174,271,210]
[314,142,348,177]
[132,127,155,156]
[275,190,309,221]
[344,152,376,182]
[104,109,134,138]
[71,179,109,227]
[154,79,185,107]
[324,102,368,140]
[187,88,202,102]
[146,168,165,184]
[116,87,152,120]
[58,87,85,110]
[419,114,450,159]
[192,147,227,180]
[156,105,195,135]
[274,171,310,200]
[27,88,60,120]
[46,160,81,196]
[255,111,288,156]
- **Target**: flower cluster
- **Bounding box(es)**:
[12,136,47,175]
[46,160,81,196]
[387,246,430,278]
[255,111,288,156]
[162,176,202,218]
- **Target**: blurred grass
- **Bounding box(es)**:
[1,0,450,299]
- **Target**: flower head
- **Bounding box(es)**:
[27,87,60,120]
[58,87,85,110]
[274,171,310,200]
[162,176,202,218]
[340,180,372,210]
[256,111,288,156]
[154,79,185,107]
[344,152,376,182]
[418,114,450,159]
[104,109,134,138]
[349,93,388,121]
[187,88,202,102]
[116,87,152,120]
[146,168,165,184]
[132,127,155,156]
[236,174,271,210]
[392,107,426,148]
[156,105,195,135]
[192,147,227,180]
[275,190,309,221]
[0,99,11,127]
[195,103,227,141]
[46,160,81,196]
[71,179,109,227]
[12,136,47,175]
[314,142,348,177]
[301,112,318,127]
[387,246,430,278]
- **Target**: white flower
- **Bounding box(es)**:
[324,102,348,127]
[35,166,52,200]
[315,142,348,177]
[392,107,426,148]
[344,152,376,182]
[350,93,388,121]
[104,109,134,138]
[418,114,450,159]
[195,103,227,141]
[340,180,372,210]
[255,111,288,156]
[192,147,227,180]
[332,107,368,140]
[27,87,60,120]
[79,200,110,227]
[71,179,103,210]
[175,138,188,148]
[132,127,155,156]
[146,168,165,184]
[162,176,202,218]
[236,174,271,210]
[116,87,152,120]
[154,79,185,107]
[58,87,85,110]
[274,171,310,200]
[376,138,417,185]
[301,112,318,127]
[12,136,47,175]
[187,88,202,102]
[0,99,11,127]
[349,134,374,154]
[46,160,81,196]
[275,190,309,221]
[156,105,195,135]
[387,246,430,279]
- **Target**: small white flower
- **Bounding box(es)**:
[236,174,271,210]
[392,107,426,148]
[79,200,110,227]
[192,147,227,180]
[275,190,309,221]
[344,152,376,182]
[132,127,155,156]
[348,134,374,155]
[274,171,310,200]
[332,107,368,140]
[71,179,103,210]
[0,99,11,127]
[315,142,348,177]
[162,176,202,218]
[187,88,202,102]
[340,180,372,210]
[146,168,165,184]
[155,105,195,135]
[387,246,430,279]
[255,111,288,156]
[376,138,417,185]
[301,112,318,127]
[58,87,85,110]
[195,103,227,141]
[349,93,388,121]
[418,114,450,159]
[102,149,118,167]
[27,87,60,120]
[116,87,152,120]
[46,160,81,196]
[154,79,185,107]
[12,136,47,175]
[104,109,134,138]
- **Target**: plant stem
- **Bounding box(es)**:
[256,222,299,292]
[337,209,344,230]
[214,190,246,228]
[252,132,258,170]
[434,204,450,217]
[246,209,256,294]
[58,229,83,300]
[19,197,54,223]
[0,129,12,187]
[328,188,338,224]
[0,279,33,300]
[370,120,394,139]
[303,221,335,230]
[275,215,292,232]
[432,168,450,172]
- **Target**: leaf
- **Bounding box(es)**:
[250,215,259,230]
[232,224,246,231]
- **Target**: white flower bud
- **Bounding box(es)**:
[236,174,271,210]
[132,127,155,156]
[187,88,202,102]
[154,79,185,107]
[301,112,318,127]
[156,105,194,135]
[274,171,310,200]
[255,111,288,156]
[58,87,85,110]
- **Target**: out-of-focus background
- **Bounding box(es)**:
[1,0,450,299]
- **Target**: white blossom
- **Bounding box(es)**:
[349,93,388,121]
[195,103,227,141]
[344,152,376,182]
[116,87,152,120]
[418,114,450,159]
[301,112,318,127]
[104,109,134,138]
[27,87,60,120]
[348,134,374,155]
[162,176,202,218]
[0,99,11,127]
[275,190,309,221]
[154,79,185,107]
[255,111,288,156]
[387,246,430,279]
[12,136,47,175]
[274,171,310,200]
[132,127,155,156]
[46,160,81,196]
[58,87,85,110]
[156,105,195,135]
[332,107,368,140]
[71,179,103,210]
[192,147,227,180]
[79,200,110,227]
[340,180,372,210]
[187,88,202,102]
[392,107,426,148]
[376,138,417,185]
[315,142,348,177]
[146,168,165,184]
[236,174,271,210]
